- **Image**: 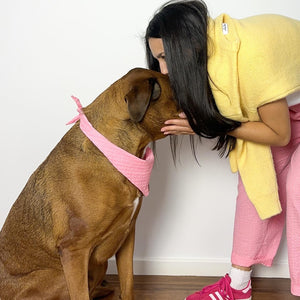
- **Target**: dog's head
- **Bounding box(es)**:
[85,68,180,149]
[121,68,180,141]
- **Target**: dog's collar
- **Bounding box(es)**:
[67,96,154,196]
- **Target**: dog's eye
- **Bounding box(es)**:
[124,97,128,103]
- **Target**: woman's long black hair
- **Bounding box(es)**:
[145,0,241,157]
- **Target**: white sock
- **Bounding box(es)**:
[229,267,252,290]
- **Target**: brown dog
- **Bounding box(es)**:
[0,68,179,300]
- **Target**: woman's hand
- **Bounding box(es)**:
[161,112,195,135]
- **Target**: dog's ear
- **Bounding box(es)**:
[125,78,161,122]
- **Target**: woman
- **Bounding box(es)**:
[145,1,300,299]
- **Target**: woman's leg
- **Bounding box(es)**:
[232,123,300,295]
[232,132,298,266]
[231,171,287,268]
[286,145,300,296]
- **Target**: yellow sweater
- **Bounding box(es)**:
[207,14,300,219]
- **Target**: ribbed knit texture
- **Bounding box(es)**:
[229,268,252,290]
[207,14,300,219]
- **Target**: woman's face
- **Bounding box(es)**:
[148,38,168,75]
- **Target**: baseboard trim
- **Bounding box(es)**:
[107,257,290,278]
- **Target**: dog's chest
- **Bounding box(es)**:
[130,197,139,221]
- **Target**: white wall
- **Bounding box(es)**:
[0,0,299,278]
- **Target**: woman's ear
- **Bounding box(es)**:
[125,78,161,122]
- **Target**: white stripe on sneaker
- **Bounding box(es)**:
[209,294,218,300]
[215,291,224,300]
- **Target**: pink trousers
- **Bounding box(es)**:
[231,104,300,296]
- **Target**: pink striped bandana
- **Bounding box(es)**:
[67,96,154,196]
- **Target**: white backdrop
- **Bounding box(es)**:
[1,0,299,278]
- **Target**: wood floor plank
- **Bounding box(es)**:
[101,275,299,300]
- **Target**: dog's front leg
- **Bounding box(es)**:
[116,225,136,300]
[59,247,90,300]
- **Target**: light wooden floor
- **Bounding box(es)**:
[101,275,300,300]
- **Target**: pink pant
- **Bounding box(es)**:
[231,104,300,296]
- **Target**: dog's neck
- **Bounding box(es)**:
[67,96,154,196]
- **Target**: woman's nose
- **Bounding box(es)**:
[160,61,168,75]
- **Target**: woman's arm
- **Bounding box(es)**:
[228,98,291,146]
[161,98,291,147]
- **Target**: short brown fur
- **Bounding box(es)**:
[0,68,180,300]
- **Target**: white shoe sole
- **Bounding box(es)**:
[184,297,251,300]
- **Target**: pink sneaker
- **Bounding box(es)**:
[184,274,252,300]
